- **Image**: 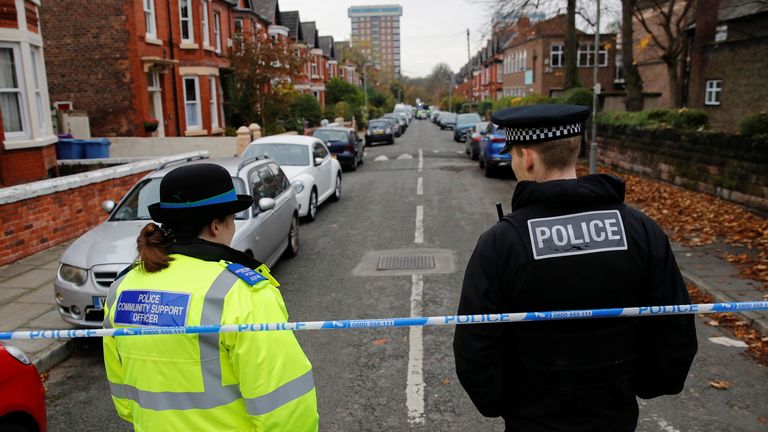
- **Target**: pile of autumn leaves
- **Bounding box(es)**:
[579,166,768,365]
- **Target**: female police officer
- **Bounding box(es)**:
[453,105,697,431]
[103,163,318,431]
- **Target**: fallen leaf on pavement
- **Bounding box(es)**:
[372,338,387,346]
[759,416,767,425]
[441,378,451,385]
[706,320,719,327]
[709,380,732,390]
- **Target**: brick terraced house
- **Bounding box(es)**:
[41,0,237,138]
[0,0,57,186]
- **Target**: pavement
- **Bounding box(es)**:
[0,236,765,374]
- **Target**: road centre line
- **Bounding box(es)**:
[407,274,425,425]
[414,205,424,244]
[418,149,423,172]
[417,177,423,196]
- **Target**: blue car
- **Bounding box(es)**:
[478,123,514,178]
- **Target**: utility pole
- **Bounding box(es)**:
[466,29,471,63]
[589,0,601,174]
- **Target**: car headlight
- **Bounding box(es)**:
[59,264,87,285]
[292,180,305,194]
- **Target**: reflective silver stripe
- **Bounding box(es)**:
[244,370,315,416]
[109,269,244,410]
[109,382,241,411]
[103,273,129,329]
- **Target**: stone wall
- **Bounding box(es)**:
[597,125,768,212]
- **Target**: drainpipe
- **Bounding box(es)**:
[167,0,181,135]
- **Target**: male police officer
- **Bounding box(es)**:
[453,105,697,431]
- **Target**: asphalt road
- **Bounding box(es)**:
[44,120,768,431]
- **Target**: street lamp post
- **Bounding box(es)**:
[589,0,601,174]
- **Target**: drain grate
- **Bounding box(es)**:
[377,255,435,271]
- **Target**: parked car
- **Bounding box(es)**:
[453,113,483,142]
[439,112,457,130]
[54,156,300,328]
[430,110,442,123]
[416,108,427,119]
[243,135,342,223]
[381,116,402,137]
[479,123,514,178]
[384,113,407,133]
[313,126,364,171]
[0,343,46,432]
[465,121,490,160]
[365,119,395,145]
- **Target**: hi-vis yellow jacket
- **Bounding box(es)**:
[103,254,319,432]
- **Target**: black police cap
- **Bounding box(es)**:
[491,104,591,154]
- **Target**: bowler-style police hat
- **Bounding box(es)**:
[148,163,253,224]
[491,104,591,154]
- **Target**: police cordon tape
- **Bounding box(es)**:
[1,301,767,341]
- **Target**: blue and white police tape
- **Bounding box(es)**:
[1,301,767,341]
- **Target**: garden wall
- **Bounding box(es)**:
[597,125,768,212]
[0,152,207,266]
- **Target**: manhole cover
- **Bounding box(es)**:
[377,255,435,271]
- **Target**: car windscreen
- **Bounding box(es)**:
[110,176,249,221]
[445,114,457,122]
[313,130,348,143]
[243,143,309,166]
[457,113,481,125]
[369,121,388,128]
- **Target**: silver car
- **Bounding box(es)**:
[54,157,300,327]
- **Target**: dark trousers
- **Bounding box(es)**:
[503,377,639,432]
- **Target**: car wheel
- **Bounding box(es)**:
[304,189,318,222]
[479,157,485,169]
[0,422,35,432]
[347,160,357,171]
[484,162,494,178]
[284,213,299,258]
[330,173,342,202]
[471,147,479,161]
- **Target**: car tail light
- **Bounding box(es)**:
[345,143,355,151]
[491,136,506,143]
[5,345,31,365]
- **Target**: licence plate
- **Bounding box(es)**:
[93,296,106,309]
[374,130,383,135]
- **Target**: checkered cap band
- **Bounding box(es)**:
[504,122,582,144]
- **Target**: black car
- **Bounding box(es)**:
[365,119,395,145]
[313,127,365,171]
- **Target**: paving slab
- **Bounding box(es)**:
[0,287,26,303]
[0,302,52,329]
[0,268,56,290]
[27,309,72,329]
[15,285,56,305]
[0,263,36,281]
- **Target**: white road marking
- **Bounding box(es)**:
[414,205,424,244]
[432,150,438,153]
[638,400,681,432]
[397,153,414,160]
[455,150,464,154]
[418,149,423,172]
[708,336,748,347]
[406,274,425,425]
[374,155,389,161]
[417,177,423,196]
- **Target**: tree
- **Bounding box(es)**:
[227,35,302,126]
[565,0,581,89]
[326,77,364,108]
[622,0,644,111]
[634,0,694,107]
[292,94,322,128]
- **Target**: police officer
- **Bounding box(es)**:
[103,163,318,431]
[453,105,697,431]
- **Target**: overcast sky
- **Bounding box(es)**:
[278,0,493,78]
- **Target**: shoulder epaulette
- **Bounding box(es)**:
[225,262,267,286]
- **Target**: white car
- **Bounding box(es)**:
[243,135,342,222]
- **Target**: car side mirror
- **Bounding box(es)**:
[314,157,323,166]
[258,198,276,212]
[101,200,115,214]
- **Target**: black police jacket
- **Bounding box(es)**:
[453,174,697,430]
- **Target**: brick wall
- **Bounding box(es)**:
[40,0,135,137]
[597,125,768,212]
[0,0,16,28]
[0,171,149,266]
[0,145,58,186]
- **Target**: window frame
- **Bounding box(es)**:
[201,0,210,47]
[704,79,722,106]
[213,11,222,53]
[0,43,29,139]
[182,76,202,131]
[179,0,195,44]
[550,44,564,68]
[144,0,157,40]
[209,76,218,129]
[30,47,45,133]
